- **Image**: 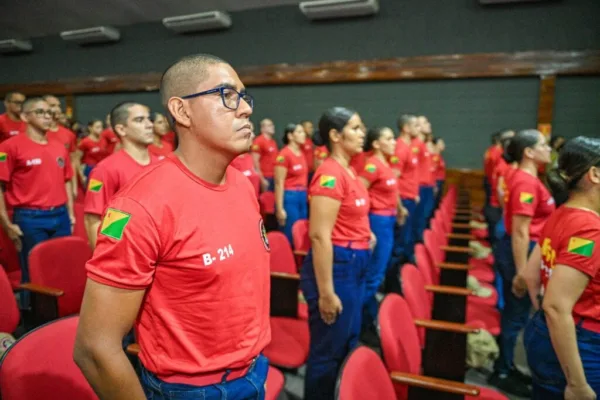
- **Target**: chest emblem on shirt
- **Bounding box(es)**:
[567,237,595,258]
[100,208,131,241]
[519,192,534,204]
[259,219,270,252]
[319,175,336,188]
[365,163,376,173]
[88,179,103,193]
[56,157,65,168]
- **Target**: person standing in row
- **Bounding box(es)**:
[274,123,308,246]
[83,102,156,249]
[489,130,554,397]
[301,106,372,400]
[78,119,108,184]
[231,121,260,197]
[74,54,271,400]
[414,115,435,242]
[432,137,446,205]
[0,92,26,142]
[301,120,315,181]
[514,136,600,400]
[148,112,174,160]
[0,98,75,307]
[100,113,119,155]
[252,118,278,192]
[359,126,405,340]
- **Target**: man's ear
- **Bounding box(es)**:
[167,97,191,129]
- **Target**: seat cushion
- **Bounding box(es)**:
[467,306,501,336]
[263,317,309,368]
[468,265,495,283]
[467,282,498,308]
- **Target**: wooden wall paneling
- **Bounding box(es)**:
[0,50,599,96]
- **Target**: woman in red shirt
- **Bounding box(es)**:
[78,119,107,184]
[148,113,173,160]
[300,107,372,400]
[518,136,600,400]
[359,127,405,340]
[274,123,308,245]
[490,130,554,397]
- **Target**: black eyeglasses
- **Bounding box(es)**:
[181,86,254,111]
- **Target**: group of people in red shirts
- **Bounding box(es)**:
[482,129,600,400]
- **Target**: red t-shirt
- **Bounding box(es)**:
[0,134,73,208]
[302,137,314,172]
[251,134,278,178]
[78,137,106,166]
[310,158,370,244]
[390,137,419,200]
[230,153,259,196]
[432,153,446,181]
[162,131,176,147]
[505,169,555,241]
[86,154,271,377]
[490,158,509,208]
[350,152,368,173]
[100,128,119,154]
[415,139,434,186]
[484,145,503,181]
[84,150,158,216]
[47,125,77,153]
[359,155,399,213]
[275,146,308,189]
[314,146,329,164]
[0,114,25,142]
[539,207,600,322]
[148,142,174,160]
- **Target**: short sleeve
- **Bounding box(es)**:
[83,165,111,215]
[86,196,160,290]
[0,142,14,183]
[275,152,289,169]
[77,139,87,152]
[310,169,345,201]
[509,179,537,217]
[556,226,600,279]
[67,130,77,153]
[359,161,380,184]
[62,148,73,181]
[251,138,261,154]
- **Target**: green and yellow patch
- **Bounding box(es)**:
[276,155,285,163]
[519,192,534,204]
[365,163,376,173]
[88,178,103,192]
[567,237,595,258]
[319,175,336,189]
[0,152,6,162]
[100,208,131,240]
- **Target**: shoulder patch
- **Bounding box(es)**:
[88,178,103,192]
[365,163,376,173]
[519,192,534,204]
[276,155,285,163]
[100,208,131,240]
[567,237,595,258]
[0,152,6,162]
[319,175,336,188]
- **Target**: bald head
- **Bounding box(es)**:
[160,54,227,109]
[22,97,46,113]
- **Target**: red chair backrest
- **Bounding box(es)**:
[379,294,422,400]
[0,218,21,289]
[292,219,310,253]
[0,316,97,400]
[267,231,297,274]
[259,192,275,215]
[400,264,432,347]
[0,266,19,334]
[28,237,92,317]
[72,203,88,243]
[336,346,396,400]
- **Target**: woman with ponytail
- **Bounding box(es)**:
[515,136,600,400]
[489,130,554,397]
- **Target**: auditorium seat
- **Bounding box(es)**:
[0,220,21,289]
[0,266,19,334]
[0,316,97,400]
[291,219,310,267]
[259,192,277,232]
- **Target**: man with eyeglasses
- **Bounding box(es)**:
[0,98,75,308]
[83,102,156,248]
[0,92,26,142]
[75,54,271,400]
[252,118,279,192]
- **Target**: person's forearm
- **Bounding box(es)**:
[0,186,11,228]
[545,308,588,387]
[512,230,530,272]
[74,346,146,400]
[65,182,74,216]
[311,235,334,297]
[274,181,284,212]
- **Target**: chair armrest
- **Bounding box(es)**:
[390,371,480,396]
[126,343,140,356]
[19,282,64,297]
[414,318,480,334]
[442,245,472,255]
[437,261,470,271]
[425,284,474,296]
[447,233,475,240]
[293,250,308,256]
[451,223,472,229]
[453,215,473,222]
[271,271,300,280]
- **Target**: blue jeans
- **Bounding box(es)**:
[279,189,308,247]
[493,216,507,311]
[435,179,444,207]
[390,198,417,266]
[13,205,71,308]
[483,177,491,207]
[414,185,434,242]
[83,164,94,182]
[362,213,395,331]
[494,235,536,375]
[140,354,269,400]
[525,311,600,399]
[300,246,370,400]
[264,177,274,192]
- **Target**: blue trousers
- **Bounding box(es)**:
[414,185,434,242]
[435,179,444,207]
[494,235,536,375]
[265,177,274,192]
[300,246,370,400]
[13,205,71,308]
[140,354,268,400]
[525,311,600,399]
[83,164,94,183]
[362,214,395,331]
[279,189,308,247]
[493,217,507,311]
[389,198,417,266]
[483,177,491,207]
